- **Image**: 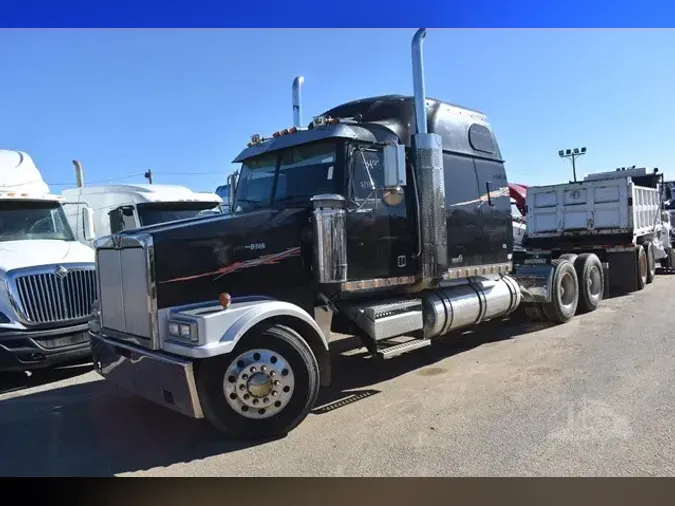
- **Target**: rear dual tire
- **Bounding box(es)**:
[574,253,604,314]
[541,259,579,324]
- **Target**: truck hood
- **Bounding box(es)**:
[0,240,94,275]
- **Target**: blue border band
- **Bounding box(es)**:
[2,0,675,28]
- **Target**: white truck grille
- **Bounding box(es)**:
[10,265,97,325]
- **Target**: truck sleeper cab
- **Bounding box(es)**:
[89,29,574,440]
[62,184,224,246]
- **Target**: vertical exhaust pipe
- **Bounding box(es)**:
[73,160,84,187]
[410,28,448,284]
[411,28,428,135]
[292,76,304,128]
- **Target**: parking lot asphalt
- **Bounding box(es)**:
[1,274,675,477]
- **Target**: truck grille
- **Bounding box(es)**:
[96,238,157,349]
[11,267,97,325]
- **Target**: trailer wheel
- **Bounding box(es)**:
[196,323,320,440]
[645,241,656,284]
[574,253,604,313]
[541,259,579,324]
[636,245,648,290]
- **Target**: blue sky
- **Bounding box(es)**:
[0,29,673,193]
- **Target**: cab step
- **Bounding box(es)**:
[376,337,432,359]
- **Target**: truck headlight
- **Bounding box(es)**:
[168,320,198,343]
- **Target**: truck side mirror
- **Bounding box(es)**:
[82,206,96,241]
[227,172,238,214]
[383,143,407,188]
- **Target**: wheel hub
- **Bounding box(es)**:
[223,348,296,419]
[247,372,273,398]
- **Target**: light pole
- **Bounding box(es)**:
[558,147,587,182]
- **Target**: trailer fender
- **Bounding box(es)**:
[512,263,555,304]
[161,298,332,386]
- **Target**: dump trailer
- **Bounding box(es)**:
[89,29,600,440]
[522,167,672,317]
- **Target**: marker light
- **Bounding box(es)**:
[219,292,232,308]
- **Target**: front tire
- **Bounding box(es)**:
[196,323,320,440]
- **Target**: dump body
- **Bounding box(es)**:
[525,177,661,249]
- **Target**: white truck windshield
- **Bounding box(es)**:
[0,200,75,242]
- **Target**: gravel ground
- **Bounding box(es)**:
[1,274,675,477]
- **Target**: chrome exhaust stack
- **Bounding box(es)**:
[411,28,447,283]
[292,76,304,128]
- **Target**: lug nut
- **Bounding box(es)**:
[271,391,277,396]
[263,397,269,403]
[273,380,280,386]
[261,366,267,372]
[243,394,250,400]
[253,399,259,405]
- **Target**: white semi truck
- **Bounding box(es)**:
[0,150,97,372]
[62,184,224,245]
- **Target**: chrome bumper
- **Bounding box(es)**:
[90,331,204,419]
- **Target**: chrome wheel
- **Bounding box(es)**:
[223,348,295,420]
[560,271,577,310]
[587,265,603,301]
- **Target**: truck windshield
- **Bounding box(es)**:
[0,200,75,242]
[137,201,223,227]
[233,141,338,212]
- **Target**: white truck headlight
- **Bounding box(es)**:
[168,320,198,343]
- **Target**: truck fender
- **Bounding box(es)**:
[512,263,555,304]
[164,299,332,387]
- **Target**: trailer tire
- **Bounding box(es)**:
[636,244,648,290]
[541,259,579,324]
[574,253,604,313]
[196,323,320,441]
[645,241,656,284]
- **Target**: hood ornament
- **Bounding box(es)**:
[55,265,68,279]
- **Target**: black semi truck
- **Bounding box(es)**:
[89,29,612,439]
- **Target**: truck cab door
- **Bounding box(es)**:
[109,205,138,233]
[345,145,416,281]
[473,158,512,263]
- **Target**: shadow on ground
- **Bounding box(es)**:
[0,315,551,477]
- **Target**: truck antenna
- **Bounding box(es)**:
[292,76,304,128]
[73,160,84,187]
